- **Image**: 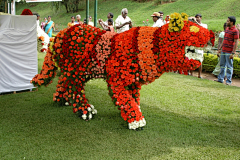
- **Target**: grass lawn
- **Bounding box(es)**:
[1,53,240,159]
[16,0,240,32]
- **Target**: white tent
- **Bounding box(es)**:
[0,15,37,94]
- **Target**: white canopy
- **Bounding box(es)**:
[0,15,37,94]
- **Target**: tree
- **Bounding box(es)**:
[61,0,83,13]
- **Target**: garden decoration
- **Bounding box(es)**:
[31,12,215,130]
[20,9,33,15]
[37,30,50,53]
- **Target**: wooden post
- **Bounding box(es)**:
[94,0,97,27]
[86,0,89,25]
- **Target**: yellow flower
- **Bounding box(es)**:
[168,28,173,32]
[170,14,175,19]
[174,27,179,31]
[54,62,58,67]
[169,12,185,32]
[176,20,181,24]
[190,26,200,33]
[181,13,189,21]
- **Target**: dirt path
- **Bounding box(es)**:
[191,71,240,87]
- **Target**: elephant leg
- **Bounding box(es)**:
[109,83,146,130]
[69,79,97,121]
[53,75,68,105]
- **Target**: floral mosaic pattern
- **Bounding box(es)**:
[31,13,214,130]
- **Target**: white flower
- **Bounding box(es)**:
[92,109,97,114]
[90,104,94,109]
[139,118,146,127]
[87,107,92,112]
[128,118,147,130]
[89,113,92,119]
[82,114,87,120]
[128,123,133,129]
[190,46,195,50]
[65,102,69,106]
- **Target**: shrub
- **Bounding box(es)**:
[155,0,178,5]
[202,53,218,72]
[202,53,240,78]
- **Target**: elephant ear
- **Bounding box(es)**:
[168,12,188,32]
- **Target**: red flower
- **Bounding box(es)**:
[21,9,33,15]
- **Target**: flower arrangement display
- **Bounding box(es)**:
[37,35,49,53]
[37,23,50,53]
[31,12,215,130]
[20,9,33,15]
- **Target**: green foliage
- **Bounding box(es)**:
[1,56,240,159]
[202,53,218,72]
[15,0,240,31]
[61,0,84,13]
[203,53,240,78]
[233,57,240,78]
[154,0,178,5]
[133,0,178,4]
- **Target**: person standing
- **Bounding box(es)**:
[44,16,55,37]
[215,16,239,85]
[75,15,83,25]
[212,23,227,77]
[36,14,40,27]
[195,14,208,78]
[115,8,132,33]
[88,16,94,26]
[41,17,47,31]
[99,12,114,30]
[107,19,115,32]
[158,11,165,24]
[68,16,75,29]
[151,12,164,27]
[165,15,170,24]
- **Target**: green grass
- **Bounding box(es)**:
[1,53,240,159]
[16,0,240,31]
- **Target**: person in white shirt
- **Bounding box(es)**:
[151,12,164,27]
[189,14,208,78]
[88,16,94,26]
[115,8,132,33]
[36,14,40,27]
[195,14,208,29]
[75,15,83,25]
[158,11,165,24]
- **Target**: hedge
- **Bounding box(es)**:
[202,53,240,78]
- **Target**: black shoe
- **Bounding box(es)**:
[214,79,223,83]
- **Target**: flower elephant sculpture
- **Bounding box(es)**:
[31,13,215,130]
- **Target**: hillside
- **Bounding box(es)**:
[16,0,240,31]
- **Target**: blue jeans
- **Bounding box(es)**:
[218,52,233,84]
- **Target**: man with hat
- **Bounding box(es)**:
[151,12,164,27]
